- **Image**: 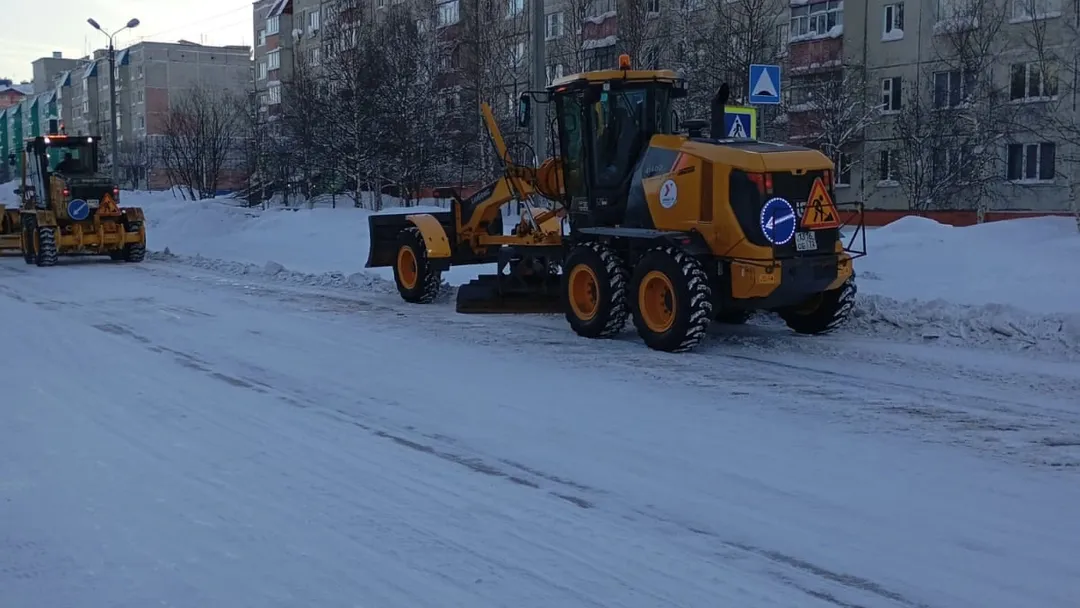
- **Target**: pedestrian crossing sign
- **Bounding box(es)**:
[723,106,757,139]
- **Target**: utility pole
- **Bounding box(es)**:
[529,0,546,165]
[87,17,140,185]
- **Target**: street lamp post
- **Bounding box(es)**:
[86,17,140,184]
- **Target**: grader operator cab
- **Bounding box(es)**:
[3,128,146,266]
[366,56,865,352]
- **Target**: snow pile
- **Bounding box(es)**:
[848,216,1080,357]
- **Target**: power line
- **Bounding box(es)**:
[134,4,253,43]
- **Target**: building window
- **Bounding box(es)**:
[1011,0,1061,21]
[932,146,972,182]
[881,76,901,112]
[266,15,280,35]
[1007,142,1055,181]
[546,63,565,83]
[267,83,281,105]
[883,3,904,37]
[546,12,564,39]
[790,1,843,38]
[508,41,525,68]
[308,47,320,65]
[267,50,280,71]
[588,0,615,17]
[646,0,660,13]
[507,0,524,17]
[437,0,459,26]
[879,149,898,182]
[258,61,267,80]
[835,153,851,186]
[1010,62,1057,100]
[933,70,974,108]
[258,29,266,46]
[308,10,320,32]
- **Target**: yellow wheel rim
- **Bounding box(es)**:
[639,270,676,333]
[397,246,418,290]
[568,264,600,321]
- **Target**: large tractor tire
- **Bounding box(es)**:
[21,216,35,265]
[629,246,713,353]
[121,218,146,263]
[35,226,58,267]
[778,275,857,335]
[393,226,441,303]
[562,241,630,339]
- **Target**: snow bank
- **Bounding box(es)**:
[137,191,493,287]
[122,191,1080,358]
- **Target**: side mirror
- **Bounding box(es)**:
[7,153,14,167]
[518,94,530,128]
[13,187,21,196]
[672,109,680,132]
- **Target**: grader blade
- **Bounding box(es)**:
[455,274,563,314]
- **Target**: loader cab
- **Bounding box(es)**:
[21,135,101,209]
[537,57,686,226]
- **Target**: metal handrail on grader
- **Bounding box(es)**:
[1,120,146,266]
[366,54,866,353]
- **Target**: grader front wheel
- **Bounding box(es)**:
[630,246,713,352]
[393,226,442,303]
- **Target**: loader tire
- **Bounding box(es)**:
[562,241,630,339]
[630,246,712,353]
[394,226,441,303]
[122,242,146,263]
[35,226,58,267]
[778,275,857,335]
[21,217,35,265]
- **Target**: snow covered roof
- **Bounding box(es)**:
[0,83,31,96]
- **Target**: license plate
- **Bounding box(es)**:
[795,231,817,252]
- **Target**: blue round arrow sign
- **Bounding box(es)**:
[760,197,796,245]
[67,198,89,221]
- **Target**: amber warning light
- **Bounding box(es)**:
[618,54,631,70]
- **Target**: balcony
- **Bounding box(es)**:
[788,36,843,75]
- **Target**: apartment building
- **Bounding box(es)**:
[786,0,1077,211]
[2,40,252,189]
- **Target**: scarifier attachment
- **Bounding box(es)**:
[455,247,564,314]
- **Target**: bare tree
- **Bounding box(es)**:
[280,44,331,207]
[878,0,1015,212]
[670,0,787,120]
[1009,0,1080,230]
[159,85,246,200]
[616,0,674,69]
[786,65,881,188]
[547,0,592,75]
[116,140,153,190]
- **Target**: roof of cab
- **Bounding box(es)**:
[549,68,683,90]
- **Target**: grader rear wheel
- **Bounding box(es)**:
[630,246,712,352]
[562,241,629,339]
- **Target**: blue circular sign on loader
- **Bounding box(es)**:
[68,198,90,221]
[759,197,796,245]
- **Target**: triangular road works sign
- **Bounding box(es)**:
[800,177,841,230]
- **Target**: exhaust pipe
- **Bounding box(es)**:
[710,83,730,140]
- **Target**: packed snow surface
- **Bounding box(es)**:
[1,189,1079,607]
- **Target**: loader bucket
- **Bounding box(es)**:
[455,274,564,314]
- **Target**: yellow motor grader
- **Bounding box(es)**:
[3,125,146,266]
[366,55,865,352]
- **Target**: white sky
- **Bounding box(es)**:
[1,0,254,82]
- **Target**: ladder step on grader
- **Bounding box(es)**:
[365,55,866,353]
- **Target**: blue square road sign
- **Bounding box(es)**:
[748,64,782,105]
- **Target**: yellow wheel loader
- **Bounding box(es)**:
[366,55,866,352]
[7,126,146,267]
[0,204,21,255]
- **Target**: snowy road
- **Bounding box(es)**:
[1,257,1078,608]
